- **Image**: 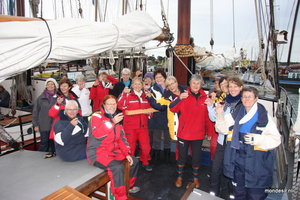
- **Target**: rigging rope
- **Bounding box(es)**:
[232,0,236,51]
[172,50,193,75]
[210,0,214,51]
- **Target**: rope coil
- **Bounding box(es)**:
[174,44,205,58]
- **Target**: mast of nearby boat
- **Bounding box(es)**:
[174,0,191,85]
[254,0,265,73]
[269,0,280,98]
[287,0,300,67]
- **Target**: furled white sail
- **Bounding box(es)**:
[0,11,162,82]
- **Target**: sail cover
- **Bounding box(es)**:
[0,11,162,82]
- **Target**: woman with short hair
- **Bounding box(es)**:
[87,95,140,199]
[215,87,281,199]
[170,74,214,188]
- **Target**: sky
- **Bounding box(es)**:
[20,0,299,62]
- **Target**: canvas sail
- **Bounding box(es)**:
[0,11,162,82]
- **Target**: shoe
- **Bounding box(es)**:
[142,164,152,172]
[129,186,140,194]
[193,178,200,188]
[175,177,182,187]
[44,152,55,159]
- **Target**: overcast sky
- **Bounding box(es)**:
[24,0,299,62]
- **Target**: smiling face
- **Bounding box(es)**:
[241,91,258,112]
[60,83,70,96]
[65,103,79,119]
[167,79,179,93]
[219,79,229,93]
[122,72,130,82]
[76,80,86,90]
[132,78,143,92]
[103,98,117,115]
[46,81,56,93]
[154,73,166,85]
[228,81,243,97]
[190,80,201,93]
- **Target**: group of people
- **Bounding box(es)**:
[31,67,281,200]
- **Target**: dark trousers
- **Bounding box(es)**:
[233,145,267,200]
[95,157,139,200]
[210,143,232,196]
[177,138,203,167]
[38,131,50,152]
[149,129,171,150]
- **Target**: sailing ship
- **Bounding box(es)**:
[0,0,299,200]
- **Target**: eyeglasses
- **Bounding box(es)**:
[66,109,78,111]
[105,103,117,106]
[122,74,130,76]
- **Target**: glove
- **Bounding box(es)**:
[244,134,255,145]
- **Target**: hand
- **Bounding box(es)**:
[56,96,64,105]
[215,103,224,114]
[179,92,189,100]
[144,89,152,97]
[70,118,78,126]
[123,87,131,94]
[210,92,217,100]
[207,136,212,141]
[112,113,124,124]
[204,98,213,106]
[244,133,255,145]
[126,155,133,166]
[93,79,100,86]
[34,126,39,132]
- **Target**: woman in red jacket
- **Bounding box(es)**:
[118,77,153,172]
[170,74,215,188]
[48,77,80,158]
[90,71,117,111]
[87,95,140,200]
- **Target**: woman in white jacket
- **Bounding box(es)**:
[215,86,281,200]
[72,75,92,123]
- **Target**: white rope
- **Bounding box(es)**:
[292,137,300,200]
[172,50,193,75]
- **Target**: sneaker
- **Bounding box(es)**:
[129,186,140,194]
[44,152,55,159]
[142,164,152,172]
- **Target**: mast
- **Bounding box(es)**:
[174,0,191,85]
[269,0,280,98]
[287,0,300,67]
[254,0,265,71]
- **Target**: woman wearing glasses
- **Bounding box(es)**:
[87,95,140,199]
[215,87,281,200]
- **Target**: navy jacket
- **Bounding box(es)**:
[54,113,87,162]
[148,83,168,130]
[224,103,275,188]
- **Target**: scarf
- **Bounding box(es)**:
[44,89,56,101]
[123,80,131,87]
[230,102,268,149]
[226,93,241,104]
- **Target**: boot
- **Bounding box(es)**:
[192,166,200,188]
[175,164,184,187]
[175,177,182,187]
[193,178,200,188]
